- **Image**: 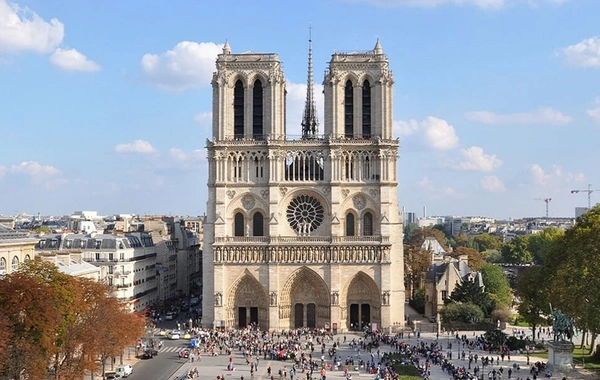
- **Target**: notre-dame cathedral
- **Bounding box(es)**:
[202,38,405,332]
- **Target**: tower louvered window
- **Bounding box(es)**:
[234,212,244,237]
[344,80,354,138]
[234,80,244,139]
[253,80,263,139]
[362,80,371,138]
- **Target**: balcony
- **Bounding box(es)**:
[213,235,388,245]
[116,283,132,289]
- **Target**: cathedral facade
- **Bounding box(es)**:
[202,39,405,332]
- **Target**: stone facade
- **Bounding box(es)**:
[202,40,405,331]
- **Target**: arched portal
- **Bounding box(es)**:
[227,271,269,329]
[280,266,330,329]
[343,271,381,331]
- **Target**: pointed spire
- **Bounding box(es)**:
[373,38,383,55]
[301,25,319,139]
[223,39,231,55]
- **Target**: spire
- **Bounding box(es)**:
[301,25,319,139]
[373,38,383,55]
[223,39,231,55]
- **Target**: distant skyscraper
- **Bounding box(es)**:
[405,212,416,224]
[575,207,588,218]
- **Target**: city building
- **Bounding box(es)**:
[35,232,158,311]
[0,235,36,276]
[423,255,483,319]
[37,250,101,280]
[202,39,404,331]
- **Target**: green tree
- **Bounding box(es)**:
[544,206,600,353]
[515,266,548,342]
[501,235,533,264]
[484,249,503,263]
[439,302,485,324]
[447,279,494,316]
[473,234,502,252]
[527,227,564,265]
[479,263,512,307]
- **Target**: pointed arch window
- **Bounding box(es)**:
[362,80,371,138]
[252,212,264,237]
[253,80,264,139]
[11,256,19,272]
[234,80,244,139]
[0,257,6,273]
[363,212,373,236]
[234,212,245,237]
[344,80,354,138]
[346,213,355,236]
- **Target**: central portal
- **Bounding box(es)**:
[281,266,330,328]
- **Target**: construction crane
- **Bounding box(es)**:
[534,197,552,217]
[571,184,600,209]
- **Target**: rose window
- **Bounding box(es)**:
[286,195,324,234]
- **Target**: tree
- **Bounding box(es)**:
[440,302,485,324]
[448,246,485,271]
[473,234,502,252]
[404,227,447,298]
[484,249,503,263]
[501,236,533,264]
[515,266,548,342]
[544,206,600,353]
[447,279,494,316]
[479,263,512,307]
[527,227,564,265]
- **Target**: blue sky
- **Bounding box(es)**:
[0,0,599,220]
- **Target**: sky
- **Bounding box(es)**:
[0,0,599,220]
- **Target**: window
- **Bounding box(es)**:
[108,266,114,274]
[252,213,264,237]
[65,240,72,248]
[109,253,114,262]
[345,213,355,236]
[363,212,373,236]
[362,80,371,138]
[234,80,244,139]
[234,212,245,237]
[441,290,448,300]
[0,257,6,273]
[11,256,19,272]
[95,252,100,261]
[252,79,263,139]
[24,255,31,261]
[344,80,354,138]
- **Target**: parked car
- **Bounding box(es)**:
[115,364,133,378]
[104,371,121,379]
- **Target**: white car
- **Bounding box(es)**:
[115,364,133,378]
[168,330,181,340]
[165,312,176,320]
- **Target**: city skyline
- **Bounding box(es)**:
[1,0,599,219]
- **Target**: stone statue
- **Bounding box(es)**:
[549,303,574,342]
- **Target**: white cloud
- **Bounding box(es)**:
[529,164,585,186]
[285,82,325,138]
[396,117,459,150]
[140,41,223,91]
[114,140,155,154]
[417,176,435,191]
[465,107,572,126]
[561,37,600,68]
[169,148,204,162]
[193,112,212,127]
[587,98,600,125]
[394,119,420,137]
[422,117,459,150]
[49,48,100,72]
[457,146,502,172]
[10,161,61,182]
[0,165,5,178]
[480,175,506,192]
[0,0,64,53]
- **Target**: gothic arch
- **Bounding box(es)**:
[341,73,359,86]
[228,73,248,88]
[358,73,376,87]
[341,271,381,330]
[248,72,269,87]
[280,266,330,328]
[226,270,269,328]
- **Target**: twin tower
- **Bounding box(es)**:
[202,39,405,332]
